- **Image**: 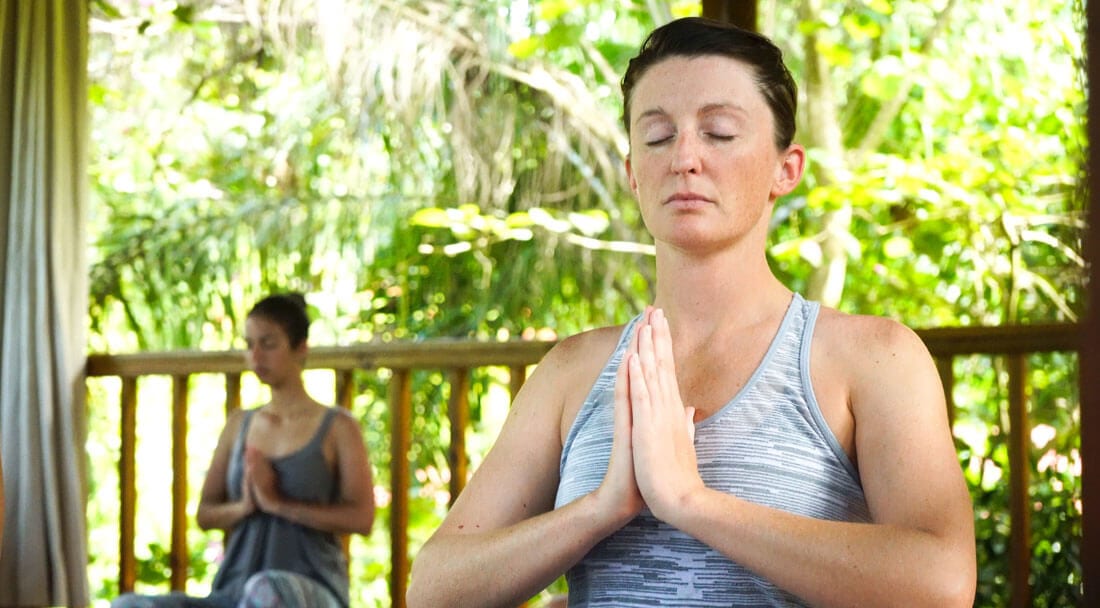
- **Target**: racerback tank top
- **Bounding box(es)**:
[554,294,870,607]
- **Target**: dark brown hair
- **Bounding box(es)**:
[621,17,798,150]
[247,293,310,348]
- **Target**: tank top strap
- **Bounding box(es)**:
[304,407,340,453]
[236,408,256,446]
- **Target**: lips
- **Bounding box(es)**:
[664,192,713,205]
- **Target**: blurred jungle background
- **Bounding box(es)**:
[85,0,1086,605]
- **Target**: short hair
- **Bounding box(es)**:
[247,293,310,348]
[621,17,798,150]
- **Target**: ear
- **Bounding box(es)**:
[771,143,805,199]
[625,155,638,195]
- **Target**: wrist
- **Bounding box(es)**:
[651,481,706,529]
[585,487,639,534]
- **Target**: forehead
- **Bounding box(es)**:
[630,55,766,119]
[244,315,285,338]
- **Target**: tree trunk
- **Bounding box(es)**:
[798,0,849,307]
[702,0,757,31]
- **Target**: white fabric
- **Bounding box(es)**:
[0,0,91,605]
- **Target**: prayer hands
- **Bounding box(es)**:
[244,445,281,514]
[612,307,703,523]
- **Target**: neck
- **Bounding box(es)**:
[265,378,315,415]
[652,241,791,338]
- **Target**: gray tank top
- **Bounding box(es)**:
[554,294,870,606]
[209,407,349,607]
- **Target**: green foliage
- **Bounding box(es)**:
[85,0,1085,605]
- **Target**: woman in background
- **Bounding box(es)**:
[114,293,374,608]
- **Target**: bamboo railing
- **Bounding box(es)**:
[84,324,1081,608]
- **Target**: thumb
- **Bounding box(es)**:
[685,407,696,442]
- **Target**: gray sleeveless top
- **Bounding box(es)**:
[209,408,349,606]
[554,294,871,607]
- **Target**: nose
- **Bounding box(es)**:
[670,133,702,175]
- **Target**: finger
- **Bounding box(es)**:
[685,406,696,442]
[614,351,633,444]
[651,308,678,405]
[628,349,651,417]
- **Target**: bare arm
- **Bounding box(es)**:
[196,409,254,531]
[630,309,976,607]
[248,411,376,535]
[406,331,641,608]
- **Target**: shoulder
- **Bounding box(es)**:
[812,305,932,369]
[221,407,250,436]
[527,323,629,401]
[507,322,631,436]
[327,407,364,439]
[812,305,941,414]
[539,323,629,372]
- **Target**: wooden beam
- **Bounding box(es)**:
[389,370,412,608]
[118,377,138,593]
[1006,355,1031,607]
[170,374,190,591]
[1082,0,1100,602]
[447,369,470,505]
[701,0,757,31]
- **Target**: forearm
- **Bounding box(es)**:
[269,498,374,536]
[407,491,623,608]
[196,499,252,532]
[668,489,975,608]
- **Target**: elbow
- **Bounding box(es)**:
[406,543,446,608]
[939,567,976,608]
[195,509,214,531]
[405,558,431,608]
[923,555,976,608]
[352,499,375,536]
[356,510,375,536]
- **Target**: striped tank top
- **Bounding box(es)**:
[554,294,871,607]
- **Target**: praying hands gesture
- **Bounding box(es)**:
[610,307,702,523]
[243,445,280,514]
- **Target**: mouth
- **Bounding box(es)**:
[664,192,713,206]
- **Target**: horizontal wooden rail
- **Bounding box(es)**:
[84,325,1081,607]
[85,340,556,377]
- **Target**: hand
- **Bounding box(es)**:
[593,337,646,527]
[627,307,703,521]
[244,445,281,514]
[239,461,257,516]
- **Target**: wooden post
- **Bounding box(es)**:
[935,357,956,427]
[701,0,757,31]
[1006,355,1030,608]
[448,368,470,505]
[1082,1,1099,603]
[336,369,355,410]
[225,372,241,415]
[509,364,527,404]
[335,369,355,560]
[389,369,412,608]
[170,374,190,591]
[118,377,138,593]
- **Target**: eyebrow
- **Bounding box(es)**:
[699,102,750,118]
[634,102,750,127]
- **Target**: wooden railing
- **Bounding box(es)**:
[84,324,1082,608]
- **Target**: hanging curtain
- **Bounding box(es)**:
[0,0,91,605]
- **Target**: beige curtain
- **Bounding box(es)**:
[0,0,90,605]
